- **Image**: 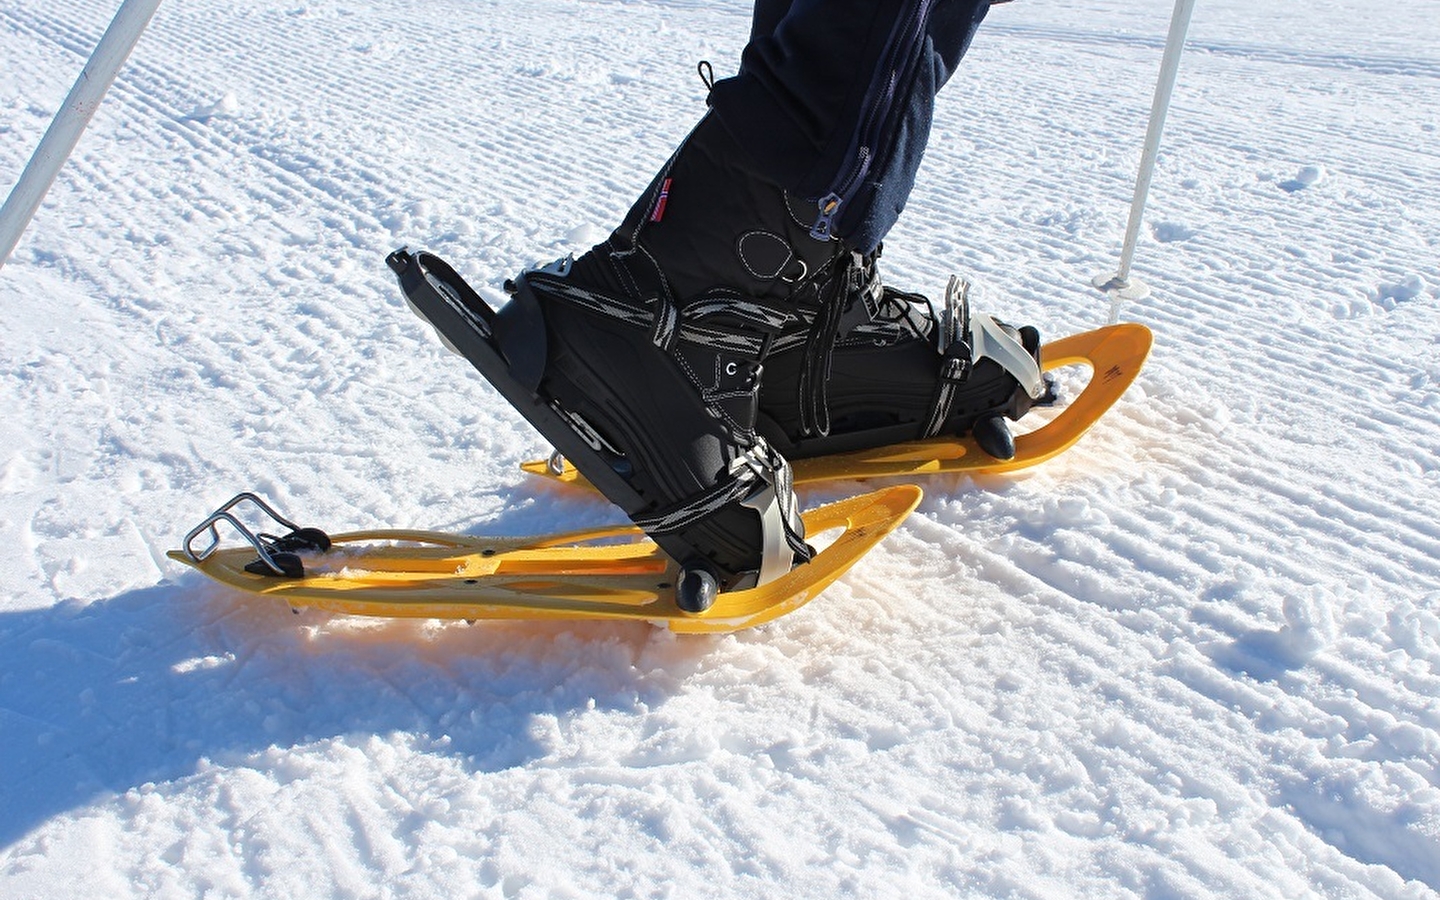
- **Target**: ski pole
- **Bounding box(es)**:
[0,0,163,272]
[1093,0,1198,323]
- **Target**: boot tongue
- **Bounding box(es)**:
[872,287,940,343]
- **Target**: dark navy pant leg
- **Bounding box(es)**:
[712,0,993,253]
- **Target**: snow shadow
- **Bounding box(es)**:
[0,580,699,848]
[1207,592,1334,681]
[1276,770,1440,888]
[1208,626,1319,681]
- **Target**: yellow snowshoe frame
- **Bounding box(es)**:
[168,486,921,634]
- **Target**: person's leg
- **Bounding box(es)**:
[480,2,1036,608]
[746,0,793,44]
[717,0,1048,459]
[713,0,994,252]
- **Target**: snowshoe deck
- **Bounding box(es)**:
[167,486,921,634]
[525,322,1152,486]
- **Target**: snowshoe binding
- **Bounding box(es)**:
[390,114,850,612]
[758,247,1053,462]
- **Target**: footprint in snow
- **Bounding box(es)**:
[1332,274,1426,318]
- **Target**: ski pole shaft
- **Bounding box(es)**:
[0,0,163,272]
[1095,0,1197,322]
[1117,0,1197,283]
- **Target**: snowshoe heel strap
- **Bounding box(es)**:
[632,441,812,586]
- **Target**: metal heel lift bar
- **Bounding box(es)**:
[182,492,303,576]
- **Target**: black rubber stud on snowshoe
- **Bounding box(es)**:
[245,551,306,579]
[242,528,330,578]
[1019,325,1041,356]
[973,415,1017,461]
[275,527,332,553]
[676,564,719,614]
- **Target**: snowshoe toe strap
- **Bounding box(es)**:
[971,313,1047,400]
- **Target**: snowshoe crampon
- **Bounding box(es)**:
[527,322,1152,486]
[167,486,921,634]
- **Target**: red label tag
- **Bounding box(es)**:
[650,178,673,223]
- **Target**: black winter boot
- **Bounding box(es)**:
[757,248,1051,461]
[493,114,847,611]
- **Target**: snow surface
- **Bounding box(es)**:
[3,0,1440,896]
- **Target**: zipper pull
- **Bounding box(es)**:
[810,193,842,241]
